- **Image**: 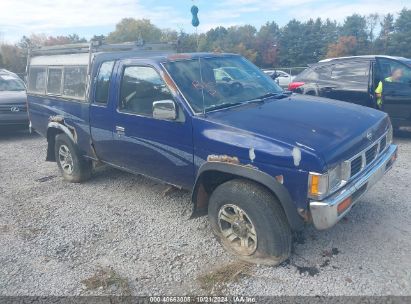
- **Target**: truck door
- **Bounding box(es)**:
[377,58,411,127]
[111,61,194,189]
[89,60,118,162]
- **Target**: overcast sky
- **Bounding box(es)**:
[0,0,409,43]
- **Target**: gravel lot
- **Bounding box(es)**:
[0,129,410,296]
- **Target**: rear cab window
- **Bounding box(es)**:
[63,66,87,99]
[28,67,47,94]
[47,67,63,95]
[94,61,115,105]
[28,64,88,102]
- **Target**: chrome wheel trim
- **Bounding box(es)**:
[58,144,74,175]
[218,204,257,256]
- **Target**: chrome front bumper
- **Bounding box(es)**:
[310,144,398,230]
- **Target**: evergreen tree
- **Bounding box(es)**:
[278,19,305,66]
[375,13,394,54]
[390,9,411,58]
[255,21,280,67]
[341,14,368,54]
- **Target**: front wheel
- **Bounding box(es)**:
[208,179,292,266]
[55,133,92,183]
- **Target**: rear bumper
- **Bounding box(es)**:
[310,144,398,230]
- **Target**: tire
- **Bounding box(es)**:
[208,179,292,266]
[54,133,92,183]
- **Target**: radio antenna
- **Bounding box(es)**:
[190,1,205,114]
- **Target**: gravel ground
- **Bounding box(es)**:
[0,129,410,296]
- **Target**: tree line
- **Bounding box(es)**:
[1,8,410,74]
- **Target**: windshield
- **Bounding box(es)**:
[0,74,25,91]
[164,55,283,113]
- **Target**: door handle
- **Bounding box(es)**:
[115,126,125,135]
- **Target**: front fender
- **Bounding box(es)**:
[191,161,304,231]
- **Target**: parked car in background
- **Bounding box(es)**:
[263,69,295,88]
[214,66,253,81]
[0,69,28,130]
[27,41,397,266]
[288,56,411,129]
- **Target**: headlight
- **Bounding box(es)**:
[387,123,393,145]
[328,165,342,192]
[308,163,350,199]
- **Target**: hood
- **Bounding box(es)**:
[0,91,27,105]
[205,94,389,168]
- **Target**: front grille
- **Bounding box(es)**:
[349,132,389,179]
[380,137,387,153]
[350,156,363,177]
[365,144,378,165]
[0,105,27,114]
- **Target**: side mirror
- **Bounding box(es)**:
[222,77,231,82]
[153,100,177,120]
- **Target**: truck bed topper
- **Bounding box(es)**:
[27,38,177,75]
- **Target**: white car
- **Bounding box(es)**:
[263,69,295,88]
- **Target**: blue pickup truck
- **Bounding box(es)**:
[26,41,398,265]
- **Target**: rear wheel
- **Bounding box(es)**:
[208,179,292,265]
[55,133,92,183]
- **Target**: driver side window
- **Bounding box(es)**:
[119,66,174,117]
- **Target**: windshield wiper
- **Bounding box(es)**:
[205,102,243,112]
[204,92,291,112]
[248,92,290,103]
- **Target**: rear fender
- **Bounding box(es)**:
[46,119,77,162]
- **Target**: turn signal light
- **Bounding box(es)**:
[392,150,398,162]
[308,173,328,199]
[310,175,319,195]
[337,197,352,215]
